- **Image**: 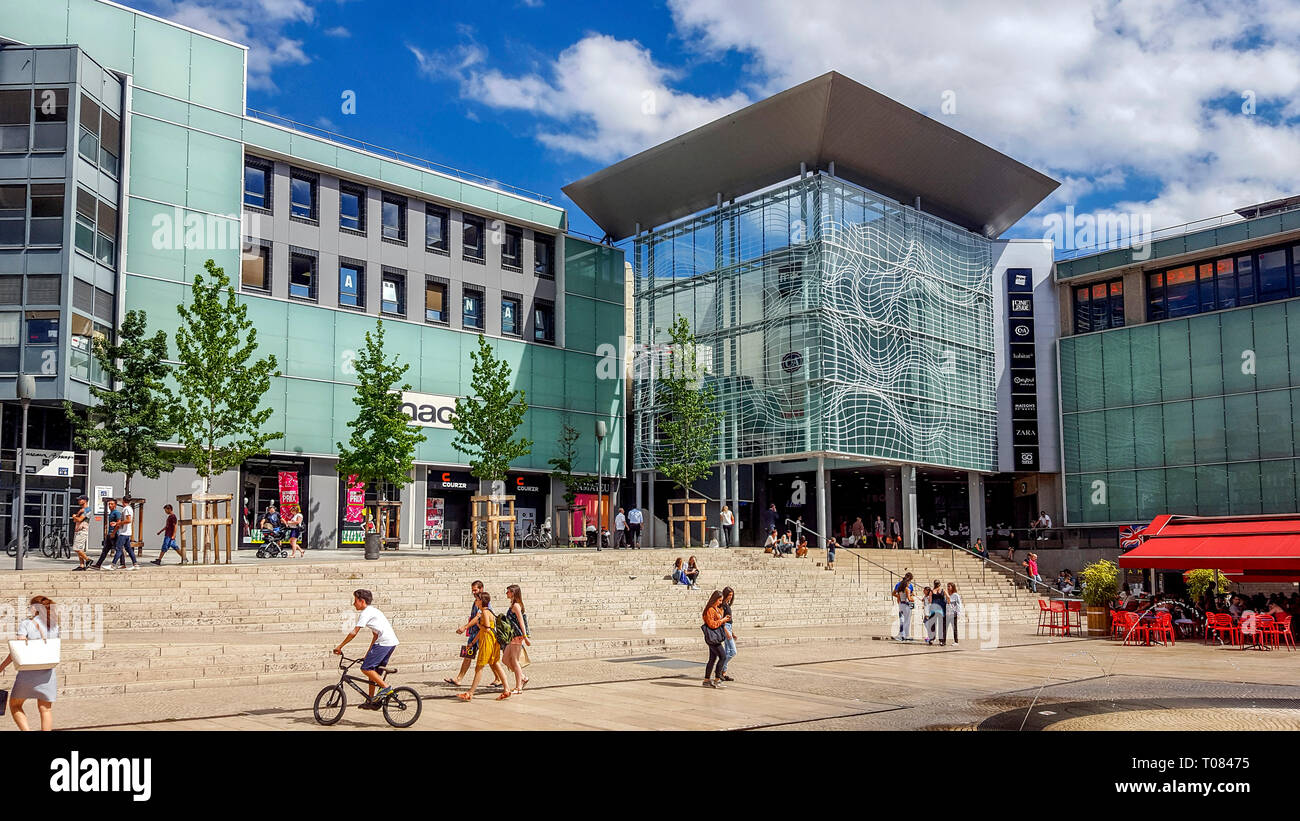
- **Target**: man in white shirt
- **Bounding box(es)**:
[626,506,643,548]
[614,507,627,548]
[335,588,400,706]
[112,496,140,570]
[719,505,734,548]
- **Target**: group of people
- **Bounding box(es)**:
[700,588,739,688]
[672,556,701,588]
[592,506,645,550]
[258,503,307,557]
[839,514,905,549]
[891,572,965,645]
[67,494,187,571]
[442,580,532,701]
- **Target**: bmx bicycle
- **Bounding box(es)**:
[312,654,423,728]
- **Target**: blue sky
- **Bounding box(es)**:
[134,0,1300,245]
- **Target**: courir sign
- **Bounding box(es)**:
[397,391,458,429]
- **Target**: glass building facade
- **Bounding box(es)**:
[632,173,996,473]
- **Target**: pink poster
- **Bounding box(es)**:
[345,475,366,524]
[278,471,300,515]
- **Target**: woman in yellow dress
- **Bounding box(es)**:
[456,591,511,701]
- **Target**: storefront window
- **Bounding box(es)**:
[241,458,309,547]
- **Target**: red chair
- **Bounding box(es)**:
[1114,611,1146,645]
[1065,600,1083,634]
[1110,610,1126,639]
[1037,599,1051,635]
[1204,613,1241,646]
[1251,615,1277,650]
[1147,612,1176,646]
[1269,615,1296,651]
[1046,600,1069,636]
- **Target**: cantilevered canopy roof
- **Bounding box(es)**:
[563,71,1059,241]
[1118,514,1300,575]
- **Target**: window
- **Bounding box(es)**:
[1215,258,1236,309]
[0,185,23,246]
[77,95,99,165]
[502,296,521,336]
[0,90,28,151]
[32,88,68,151]
[463,287,483,329]
[289,252,317,300]
[534,299,554,344]
[1146,272,1165,321]
[74,188,95,256]
[0,312,18,372]
[70,314,105,382]
[425,279,447,323]
[463,214,485,262]
[98,111,120,177]
[289,169,317,221]
[26,311,58,344]
[1258,248,1288,300]
[1236,254,1255,306]
[339,183,365,232]
[425,205,449,253]
[381,194,406,242]
[534,235,554,278]
[241,244,270,292]
[339,260,364,309]
[1164,265,1198,318]
[1293,246,1300,296]
[28,184,63,246]
[502,226,522,270]
[381,269,406,316]
[96,200,117,267]
[244,158,272,211]
[1196,263,1215,311]
[1072,277,1123,333]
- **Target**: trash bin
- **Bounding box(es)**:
[707,526,719,548]
[364,532,381,560]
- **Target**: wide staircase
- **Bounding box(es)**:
[0,548,1041,697]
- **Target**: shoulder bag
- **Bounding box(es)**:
[8,619,59,671]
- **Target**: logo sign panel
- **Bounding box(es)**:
[1006,268,1039,472]
[398,391,458,429]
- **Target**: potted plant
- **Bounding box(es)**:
[1184,568,1230,603]
[1079,559,1120,636]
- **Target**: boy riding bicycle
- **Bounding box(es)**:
[334,589,399,709]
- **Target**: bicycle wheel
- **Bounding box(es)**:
[41,535,57,559]
[381,686,422,728]
[313,684,347,725]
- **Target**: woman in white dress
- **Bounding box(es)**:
[0,595,59,731]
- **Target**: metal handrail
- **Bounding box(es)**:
[782,518,904,589]
[918,528,1068,600]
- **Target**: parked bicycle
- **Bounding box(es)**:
[41,524,71,559]
[4,525,33,559]
[521,523,553,549]
[312,654,422,728]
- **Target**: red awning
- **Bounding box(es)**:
[1119,514,1300,573]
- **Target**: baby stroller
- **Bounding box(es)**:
[256,526,287,558]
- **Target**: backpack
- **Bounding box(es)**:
[492,608,517,646]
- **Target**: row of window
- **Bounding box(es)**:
[0,88,121,178]
[240,245,555,343]
[1073,278,1124,334]
[0,182,117,266]
[243,158,555,276]
[1148,242,1300,321]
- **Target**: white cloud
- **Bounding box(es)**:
[324,25,350,38]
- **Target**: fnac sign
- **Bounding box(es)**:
[398,391,458,429]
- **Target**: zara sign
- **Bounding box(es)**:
[398,391,458,429]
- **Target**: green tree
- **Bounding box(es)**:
[64,310,175,499]
[547,418,581,538]
[335,319,426,496]
[171,259,280,493]
[451,334,532,482]
[656,314,722,498]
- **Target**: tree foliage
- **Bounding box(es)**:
[548,419,581,509]
[171,259,279,493]
[64,310,175,498]
[656,314,722,496]
[451,334,532,482]
[336,319,426,493]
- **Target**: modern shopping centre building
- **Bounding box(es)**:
[0,0,624,550]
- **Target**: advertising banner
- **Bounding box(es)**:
[278,471,300,515]
[426,497,444,541]
[341,476,367,546]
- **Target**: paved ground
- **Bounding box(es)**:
[9,624,1298,731]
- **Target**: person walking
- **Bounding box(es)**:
[892,572,915,641]
[1024,552,1040,592]
[0,595,60,730]
[851,516,865,548]
[109,496,139,571]
[150,504,185,566]
[501,585,531,695]
[626,506,643,548]
[826,535,838,571]
[927,578,948,645]
[887,516,902,549]
[719,505,734,548]
[70,496,90,571]
[285,506,305,557]
[92,498,120,569]
[720,587,738,681]
[614,507,627,549]
[446,580,500,688]
[456,592,511,701]
[763,503,779,538]
[701,590,730,688]
[873,515,885,548]
[945,583,963,644]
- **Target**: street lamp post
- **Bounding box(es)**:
[595,420,607,550]
[14,374,34,571]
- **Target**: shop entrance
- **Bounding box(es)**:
[241,456,309,549]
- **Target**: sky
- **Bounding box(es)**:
[131,0,1300,246]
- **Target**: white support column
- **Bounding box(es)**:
[816,456,828,550]
[717,460,727,547]
[901,465,918,550]
[730,463,740,546]
[647,471,655,548]
[967,471,985,551]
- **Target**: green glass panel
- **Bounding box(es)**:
[564,296,597,354]
[242,119,294,154]
[1162,400,1194,466]
[1254,302,1290,390]
[1195,464,1229,515]
[595,302,624,355]
[1158,321,1191,401]
[1165,466,1197,513]
[1187,313,1222,398]
[1261,460,1298,514]
[1223,392,1259,461]
[124,197,185,280]
[1192,397,1226,464]
[187,33,245,114]
[1104,407,1135,469]
[1064,475,1084,524]
[526,345,566,410]
[1101,330,1133,407]
[1128,324,1162,404]
[240,295,288,366]
[130,89,190,124]
[68,0,136,74]
[121,274,185,352]
[1288,301,1300,386]
[335,148,384,182]
[283,378,333,454]
[1058,339,1077,413]
[289,133,339,167]
[128,116,189,207]
[131,16,192,100]
[378,159,423,193]
[1107,470,1137,522]
[187,105,243,141]
[184,222,238,283]
[1291,389,1300,456]
[1076,411,1107,472]
[1060,414,1080,474]
[419,172,461,203]
[1071,334,1103,412]
[1220,308,1256,394]
[1135,469,1166,520]
[3,1,69,46]
[456,183,499,213]
[1227,462,1262,515]
[1133,404,1164,468]
[285,302,335,380]
[564,353,596,412]
[1078,474,1108,522]
[185,130,242,215]
[1257,389,1293,459]
[258,375,288,452]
